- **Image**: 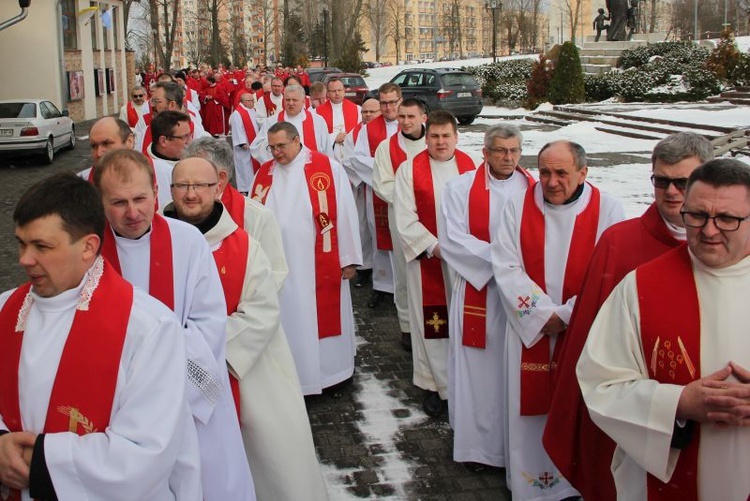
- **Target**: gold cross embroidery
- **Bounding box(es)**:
[57,406,97,434]
[426,311,446,334]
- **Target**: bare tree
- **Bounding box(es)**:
[441,0,463,58]
[256,0,279,67]
[329,0,364,62]
[149,0,180,71]
[387,0,405,63]
[364,0,390,61]
[564,0,583,42]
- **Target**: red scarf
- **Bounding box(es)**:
[262,93,280,116]
[235,105,262,174]
[278,110,318,152]
[252,152,342,338]
[316,100,360,133]
[519,183,600,415]
[637,245,700,501]
[126,101,139,127]
[221,185,246,228]
[412,149,475,339]
[101,214,175,310]
[351,122,363,146]
[213,225,250,422]
[462,164,534,348]
[0,261,133,501]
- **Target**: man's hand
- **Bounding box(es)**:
[241,144,249,150]
[0,432,36,490]
[341,265,357,280]
[702,361,750,426]
[431,244,442,260]
[541,313,566,336]
[676,365,732,423]
[335,132,347,145]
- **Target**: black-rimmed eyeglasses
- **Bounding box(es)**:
[680,210,750,232]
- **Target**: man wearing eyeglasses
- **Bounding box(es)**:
[94,149,257,501]
[578,158,750,500]
[544,132,714,501]
[119,85,149,129]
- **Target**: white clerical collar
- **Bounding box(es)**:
[659,213,687,241]
[331,101,343,108]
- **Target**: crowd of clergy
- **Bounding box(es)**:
[0,63,748,501]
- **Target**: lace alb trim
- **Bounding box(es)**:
[187,359,222,405]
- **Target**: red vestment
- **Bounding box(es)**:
[200,83,230,135]
[543,203,680,501]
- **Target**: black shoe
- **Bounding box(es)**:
[367,291,385,308]
[354,269,372,288]
[401,332,412,352]
[422,391,447,417]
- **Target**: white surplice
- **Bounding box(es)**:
[240,195,289,292]
[110,217,255,501]
[118,100,150,129]
[229,104,260,193]
[440,167,531,468]
[394,154,475,398]
[249,111,333,165]
[145,146,177,210]
[373,131,426,326]
[0,259,201,501]
[578,251,750,501]
[254,93,283,123]
[317,100,361,164]
[491,182,624,500]
[258,147,362,394]
[204,207,328,501]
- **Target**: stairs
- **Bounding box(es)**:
[707,86,750,106]
[578,33,668,76]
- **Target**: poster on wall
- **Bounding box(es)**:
[107,68,115,94]
[67,71,84,101]
[94,68,105,97]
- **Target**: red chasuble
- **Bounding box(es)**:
[315,99,360,134]
[212,226,250,421]
[101,214,175,310]
[412,149,475,339]
[221,185,247,229]
[518,183,600,416]
[637,245,700,501]
[126,101,139,127]
[252,152,342,338]
[0,261,133,501]
[462,164,534,349]
[235,105,262,175]
[277,110,318,152]
[543,203,680,501]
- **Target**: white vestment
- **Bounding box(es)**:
[317,100,361,164]
[254,93,284,123]
[373,131,426,326]
[118,100,150,129]
[257,147,362,394]
[145,146,178,210]
[491,182,624,500]
[394,154,474,397]
[110,218,255,501]
[249,110,333,165]
[0,259,201,501]
[229,104,260,193]
[204,207,328,501]
[578,252,750,501]
[440,168,531,468]
[239,195,289,292]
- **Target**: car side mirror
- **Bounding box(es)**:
[19,0,31,8]
[62,109,69,117]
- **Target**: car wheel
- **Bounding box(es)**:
[457,116,476,126]
[66,126,76,150]
[41,137,54,165]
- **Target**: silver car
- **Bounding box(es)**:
[0,99,75,164]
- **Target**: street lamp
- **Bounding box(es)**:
[485,0,502,63]
[322,9,328,68]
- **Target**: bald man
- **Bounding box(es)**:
[79,117,135,181]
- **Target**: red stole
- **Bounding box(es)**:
[278,110,318,152]
[0,261,133,501]
[212,226,250,422]
[262,93,280,116]
[144,112,153,126]
[235,105,262,174]
[351,122,363,146]
[412,149,475,339]
[519,183,600,415]
[637,245,700,501]
[366,115,388,157]
[316,100,359,133]
[221,185,247,228]
[126,101,139,127]
[252,152,342,338]
[371,120,401,251]
[462,164,534,348]
[101,214,175,310]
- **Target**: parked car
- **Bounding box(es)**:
[321,73,369,105]
[0,99,75,164]
[387,68,483,125]
[307,67,343,84]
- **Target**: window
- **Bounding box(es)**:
[0,103,36,119]
[61,0,77,49]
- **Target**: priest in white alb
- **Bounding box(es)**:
[440,124,534,468]
[578,158,750,501]
[229,92,261,194]
[251,121,361,395]
[394,110,476,417]
[315,77,360,164]
[492,140,624,500]
[0,173,201,501]
[93,149,256,501]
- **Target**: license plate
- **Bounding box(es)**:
[0,129,12,137]
[345,92,356,97]
[457,92,471,98]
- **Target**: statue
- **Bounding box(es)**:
[606,0,629,41]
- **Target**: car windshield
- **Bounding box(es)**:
[441,73,477,87]
[0,103,36,119]
[340,77,365,87]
